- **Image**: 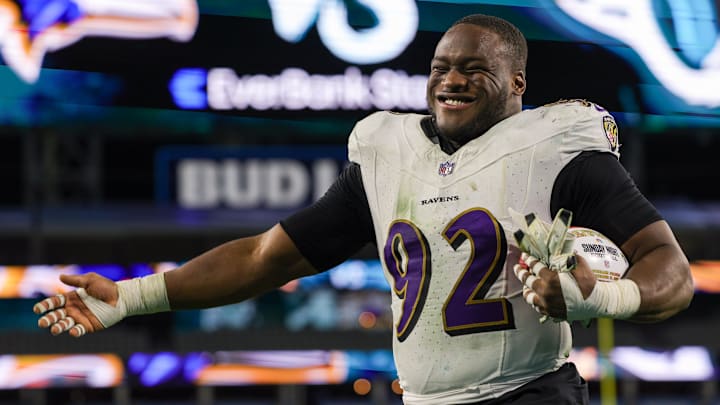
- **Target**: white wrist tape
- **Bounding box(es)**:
[559,274,641,322]
[77,273,170,328]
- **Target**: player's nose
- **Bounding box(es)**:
[442,68,469,90]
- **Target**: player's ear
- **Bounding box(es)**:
[512,70,526,96]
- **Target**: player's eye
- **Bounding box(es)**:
[465,66,486,73]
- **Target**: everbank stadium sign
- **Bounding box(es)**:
[201,67,427,112]
[170,0,427,112]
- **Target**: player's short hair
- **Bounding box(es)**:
[450,14,528,73]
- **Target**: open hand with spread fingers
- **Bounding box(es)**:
[33,272,118,337]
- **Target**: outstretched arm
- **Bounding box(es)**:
[165,223,317,309]
[34,224,318,337]
[34,162,374,337]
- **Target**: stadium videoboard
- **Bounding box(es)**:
[0,0,718,133]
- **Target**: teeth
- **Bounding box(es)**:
[444,99,466,106]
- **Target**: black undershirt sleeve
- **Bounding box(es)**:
[550,151,663,247]
[280,162,375,272]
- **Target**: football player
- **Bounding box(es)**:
[33,13,693,404]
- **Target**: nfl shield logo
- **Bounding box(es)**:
[438,161,455,176]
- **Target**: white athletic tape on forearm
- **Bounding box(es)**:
[559,274,641,321]
[77,273,170,328]
[117,273,170,317]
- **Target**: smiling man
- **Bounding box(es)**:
[427,16,526,151]
[33,14,692,404]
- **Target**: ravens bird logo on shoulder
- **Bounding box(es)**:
[602,115,619,152]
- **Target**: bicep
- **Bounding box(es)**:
[620,219,689,291]
[552,152,692,319]
[620,220,692,320]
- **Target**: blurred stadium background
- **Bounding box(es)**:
[0,0,719,404]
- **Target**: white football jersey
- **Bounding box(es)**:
[347,100,619,404]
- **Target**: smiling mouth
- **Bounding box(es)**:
[438,95,475,107]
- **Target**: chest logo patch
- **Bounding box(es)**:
[602,115,619,152]
[438,161,455,176]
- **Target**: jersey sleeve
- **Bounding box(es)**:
[547,100,621,160]
[550,151,662,247]
[280,163,376,272]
